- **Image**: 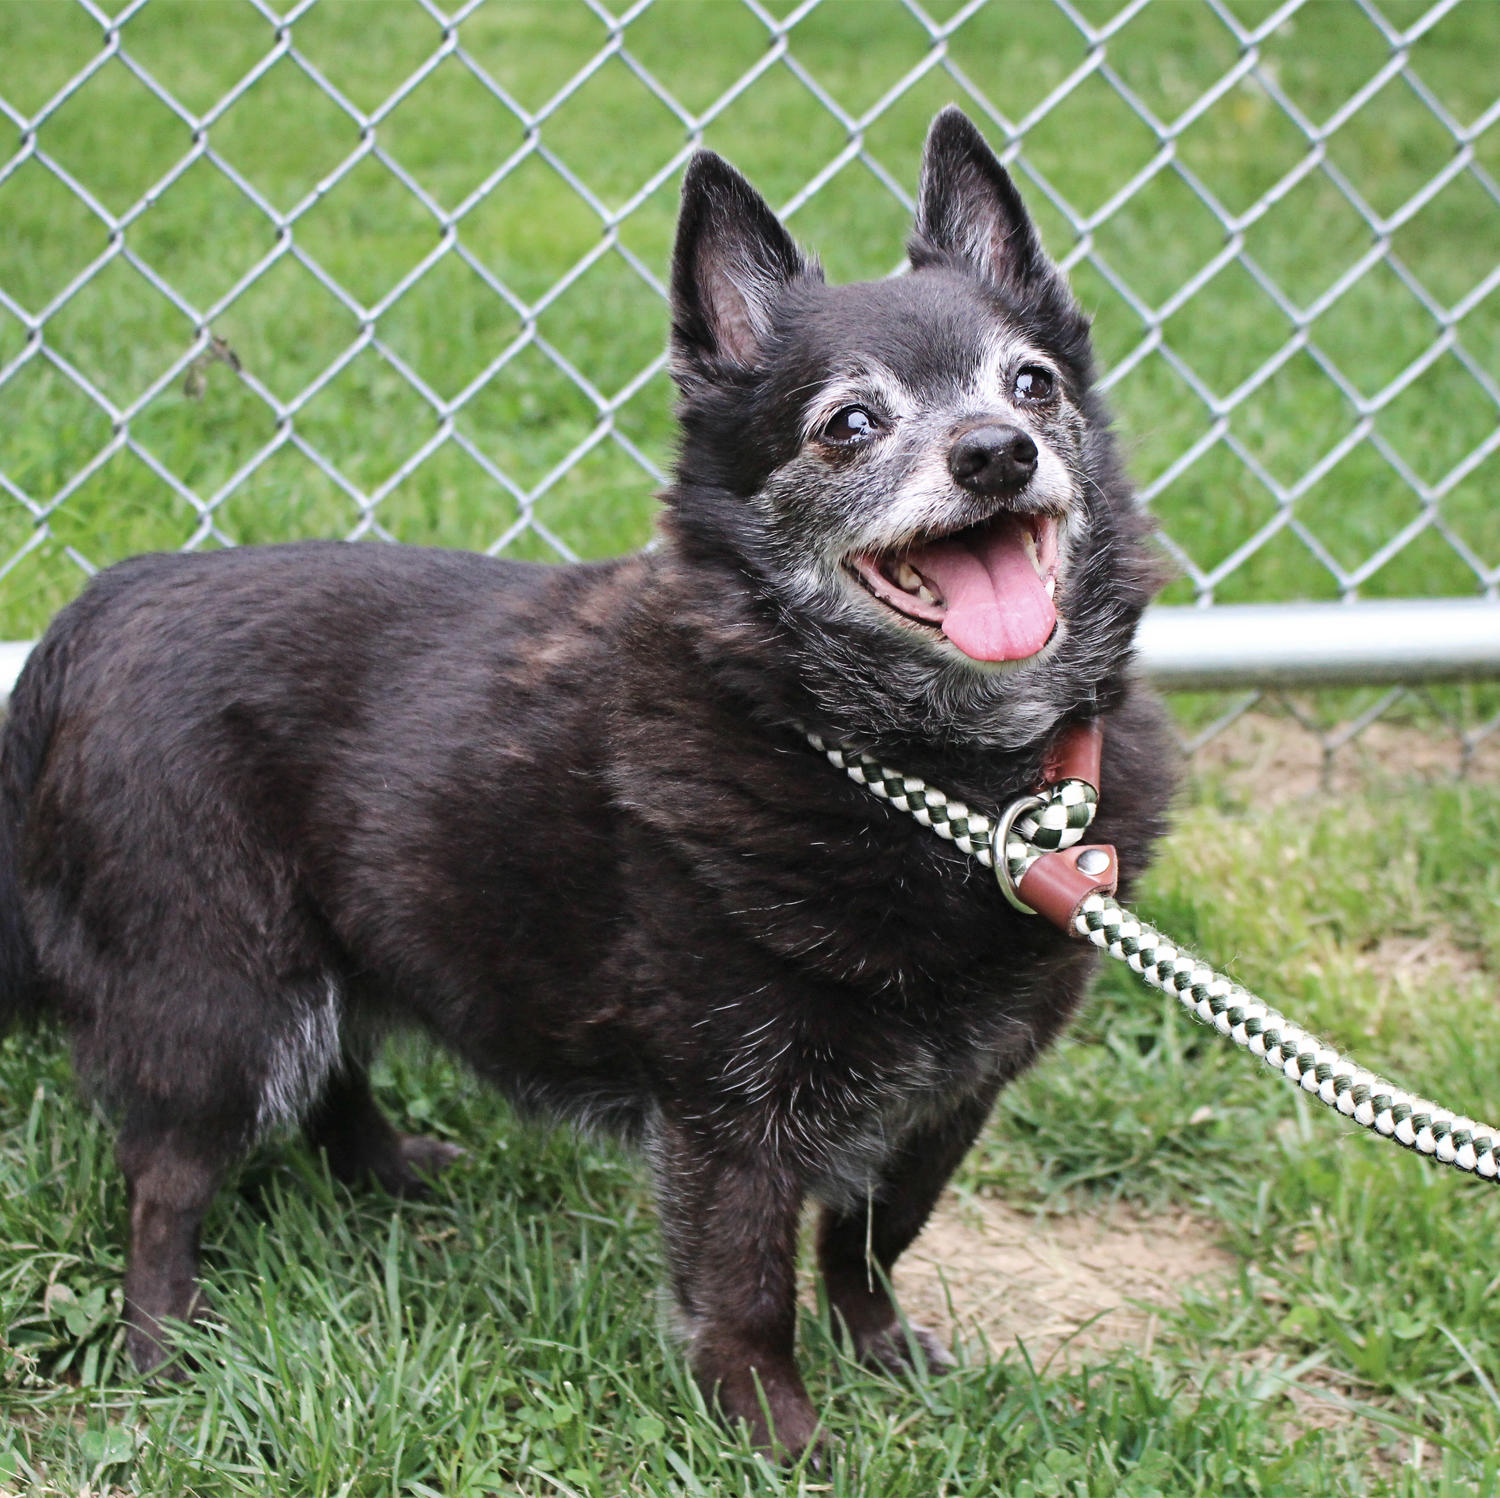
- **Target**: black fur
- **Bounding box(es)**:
[0,108,1174,1458]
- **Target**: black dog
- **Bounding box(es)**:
[0,107,1173,1458]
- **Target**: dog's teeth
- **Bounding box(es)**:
[916,584,937,605]
[1044,575,1056,599]
[894,562,923,593]
[1022,532,1040,570]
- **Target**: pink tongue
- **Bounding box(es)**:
[912,515,1056,662]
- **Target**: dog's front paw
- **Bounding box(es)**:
[737,1397,826,1467]
[857,1321,956,1379]
[698,1356,824,1466]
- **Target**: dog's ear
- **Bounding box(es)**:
[913,106,1059,295]
[670,151,819,385]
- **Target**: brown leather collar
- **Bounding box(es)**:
[1010,718,1120,932]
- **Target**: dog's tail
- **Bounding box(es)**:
[0,625,68,1032]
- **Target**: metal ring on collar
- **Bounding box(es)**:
[993,794,1044,915]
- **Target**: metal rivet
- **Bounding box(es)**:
[1076,847,1111,876]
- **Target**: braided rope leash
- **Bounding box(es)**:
[805,723,1500,1182]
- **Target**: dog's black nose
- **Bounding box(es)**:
[949,425,1038,495]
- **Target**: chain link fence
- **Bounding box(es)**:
[1,0,1497,779]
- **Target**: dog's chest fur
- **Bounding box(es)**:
[602,569,1170,1195]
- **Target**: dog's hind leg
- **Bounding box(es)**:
[816,1081,1000,1376]
[115,1113,236,1375]
[83,970,348,1373]
[303,1057,463,1198]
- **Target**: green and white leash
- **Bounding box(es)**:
[805,721,1500,1183]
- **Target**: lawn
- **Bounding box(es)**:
[4,778,1499,1496]
[1,1,1498,1494]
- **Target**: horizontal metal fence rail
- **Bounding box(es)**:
[1138,598,1500,690]
[0,0,1497,765]
[2,597,1496,705]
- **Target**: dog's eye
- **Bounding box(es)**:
[1013,367,1054,403]
[821,406,879,445]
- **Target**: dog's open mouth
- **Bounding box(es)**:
[847,512,1061,663]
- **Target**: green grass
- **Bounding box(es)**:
[2,1,1500,1493]
[3,781,1499,1496]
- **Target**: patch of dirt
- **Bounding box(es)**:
[1346,930,1491,1039]
[1192,712,1500,807]
[1355,931,1488,987]
[894,1193,1233,1368]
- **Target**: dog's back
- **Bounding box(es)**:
[0,539,672,1366]
[0,539,638,1085]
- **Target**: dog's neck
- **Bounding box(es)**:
[630,528,1121,792]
